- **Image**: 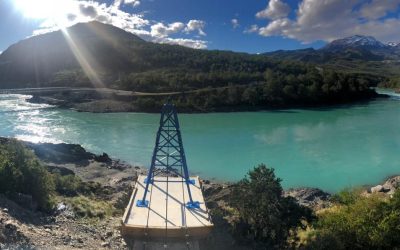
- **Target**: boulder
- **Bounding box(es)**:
[101,241,110,247]
[370,185,384,193]
[25,142,94,165]
[382,176,400,194]
[284,187,331,209]
[94,153,112,163]
[56,202,67,212]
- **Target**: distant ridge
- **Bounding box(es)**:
[265,35,400,59]
[322,35,387,51]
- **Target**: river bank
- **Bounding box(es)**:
[0,137,399,249]
[12,86,384,113]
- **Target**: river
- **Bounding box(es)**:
[1,92,399,192]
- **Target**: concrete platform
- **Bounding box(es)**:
[121,175,213,241]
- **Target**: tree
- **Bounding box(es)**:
[230,164,313,249]
[0,139,55,211]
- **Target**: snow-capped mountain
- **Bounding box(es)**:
[264,34,400,63]
[323,35,388,51]
[387,42,399,47]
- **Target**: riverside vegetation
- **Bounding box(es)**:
[1,138,400,249]
[0,138,117,216]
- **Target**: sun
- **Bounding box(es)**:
[14,0,75,22]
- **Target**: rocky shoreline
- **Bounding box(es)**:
[0,137,399,249]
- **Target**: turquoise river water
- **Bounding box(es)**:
[0,92,400,192]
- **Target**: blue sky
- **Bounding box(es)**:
[1,0,400,54]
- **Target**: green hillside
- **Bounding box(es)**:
[0,21,384,110]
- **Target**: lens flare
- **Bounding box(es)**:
[14,0,75,24]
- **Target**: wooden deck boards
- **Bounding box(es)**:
[121,175,213,240]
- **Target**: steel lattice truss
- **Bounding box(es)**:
[137,103,199,209]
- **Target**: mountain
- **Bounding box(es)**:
[0,25,393,91]
[0,21,145,88]
[263,35,400,79]
[0,21,294,91]
[322,35,387,51]
[387,42,400,47]
[0,21,383,111]
[266,35,400,61]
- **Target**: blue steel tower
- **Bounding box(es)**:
[136,102,200,209]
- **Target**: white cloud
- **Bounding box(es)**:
[150,20,208,39]
[259,18,292,36]
[184,20,206,36]
[360,0,400,20]
[124,0,141,7]
[256,0,290,20]
[244,24,259,34]
[149,20,208,47]
[31,0,207,49]
[231,18,239,29]
[254,0,400,43]
[151,22,185,38]
[153,37,207,49]
[113,0,140,8]
[79,3,97,18]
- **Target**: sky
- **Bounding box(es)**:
[0,0,400,54]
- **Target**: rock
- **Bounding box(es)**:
[2,208,8,212]
[204,184,230,200]
[56,203,75,218]
[370,185,384,193]
[5,220,17,230]
[56,202,67,212]
[284,187,331,209]
[62,235,71,244]
[25,141,95,165]
[382,176,400,194]
[101,241,110,247]
[95,153,112,163]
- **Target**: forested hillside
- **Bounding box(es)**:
[0,21,383,110]
[263,35,400,83]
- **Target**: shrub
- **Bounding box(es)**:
[0,139,55,211]
[230,164,313,249]
[306,190,400,249]
[54,173,111,197]
[64,196,115,219]
[331,188,362,205]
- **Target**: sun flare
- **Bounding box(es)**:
[14,0,75,23]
